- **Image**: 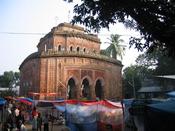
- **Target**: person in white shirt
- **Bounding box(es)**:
[15,107,20,117]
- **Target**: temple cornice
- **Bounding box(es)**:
[19,51,123,69]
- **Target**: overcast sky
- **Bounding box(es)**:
[0,0,142,75]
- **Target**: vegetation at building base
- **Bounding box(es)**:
[64,0,175,58]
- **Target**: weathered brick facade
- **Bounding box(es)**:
[19,23,123,100]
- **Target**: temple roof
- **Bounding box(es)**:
[38,22,100,47]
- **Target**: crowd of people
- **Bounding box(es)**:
[1,100,28,131]
[0,97,72,131]
[0,99,65,131]
[31,106,49,131]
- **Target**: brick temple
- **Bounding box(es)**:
[19,23,123,100]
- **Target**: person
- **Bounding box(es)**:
[37,112,42,131]
[43,114,49,131]
[32,115,38,131]
[32,106,38,118]
[16,111,25,131]
[8,101,13,111]
[15,107,20,117]
[6,114,14,131]
[7,106,12,115]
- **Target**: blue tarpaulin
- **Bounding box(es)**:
[145,100,175,131]
[0,98,6,105]
[55,105,65,112]
[66,122,97,131]
[147,100,175,114]
[166,91,175,97]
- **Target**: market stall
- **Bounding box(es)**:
[54,100,123,131]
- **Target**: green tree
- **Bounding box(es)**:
[0,90,17,97]
[0,71,19,97]
[100,49,107,56]
[155,56,175,75]
[123,64,153,98]
[135,53,158,69]
[64,0,175,57]
[0,71,20,88]
[134,50,175,93]
[136,50,175,75]
[105,34,125,60]
[123,49,175,98]
[123,65,142,98]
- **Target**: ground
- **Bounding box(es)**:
[0,122,70,131]
[25,123,70,131]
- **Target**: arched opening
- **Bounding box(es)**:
[67,78,76,99]
[77,47,80,52]
[81,78,90,99]
[83,48,86,52]
[95,79,104,100]
[70,46,73,51]
[58,45,61,51]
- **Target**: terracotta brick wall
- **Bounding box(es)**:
[20,23,122,100]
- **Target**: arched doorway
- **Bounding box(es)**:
[81,78,90,99]
[95,79,104,100]
[67,78,76,99]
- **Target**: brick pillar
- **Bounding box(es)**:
[76,83,81,99]
[90,84,96,100]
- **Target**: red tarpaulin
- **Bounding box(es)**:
[54,100,123,128]
[16,97,33,106]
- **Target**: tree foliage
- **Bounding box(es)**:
[105,34,125,60]
[123,65,142,98]
[100,34,125,59]
[0,90,17,97]
[155,55,175,75]
[0,71,20,87]
[123,60,154,98]
[135,52,158,69]
[64,0,175,57]
[123,49,175,98]
[136,50,175,75]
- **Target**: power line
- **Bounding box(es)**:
[0,31,139,37]
[97,33,134,37]
[0,32,46,35]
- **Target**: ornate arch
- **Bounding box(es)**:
[66,76,79,99]
[95,77,105,100]
[66,75,78,86]
[94,77,105,86]
[81,76,92,99]
[81,75,92,85]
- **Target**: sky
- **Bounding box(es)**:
[0,0,142,75]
